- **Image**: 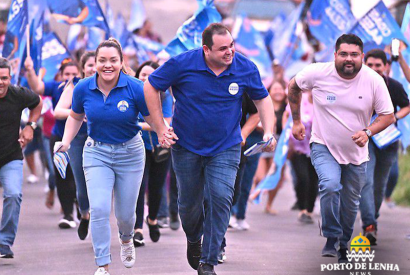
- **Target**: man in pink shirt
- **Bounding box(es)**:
[288,34,395,263]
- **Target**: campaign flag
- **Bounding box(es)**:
[87,27,103,50]
[27,13,44,74]
[127,0,147,32]
[401,3,410,42]
[391,49,410,150]
[41,32,72,82]
[66,24,83,52]
[307,0,356,46]
[46,0,109,32]
[232,15,272,80]
[252,118,292,204]
[116,13,128,45]
[350,1,408,52]
[2,0,29,84]
[272,2,305,68]
[105,0,116,38]
[162,0,221,57]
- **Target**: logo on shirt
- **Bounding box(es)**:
[326,93,337,104]
[117,100,129,112]
[228,83,239,95]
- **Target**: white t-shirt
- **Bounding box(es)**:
[295,62,394,165]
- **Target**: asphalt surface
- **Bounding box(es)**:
[0,161,409,275]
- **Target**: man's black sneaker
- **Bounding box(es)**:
[78,218,90,240]
[169,212,180,231]
[59,215,76,229]
[187,239,202,270]
[198,263,217,275]
[146,217,160,242]
[0,244,14,259]
[364,225,377,246]
[338,248,348,264]
[321,237,338,257]
[133,232,145,247]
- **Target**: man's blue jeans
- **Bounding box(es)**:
[0,160,23,248]
[172,143,241,266]
[310,143,367,249]
[83,134,145,266]
[359,140,398,228]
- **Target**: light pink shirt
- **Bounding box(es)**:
[295,62,394,165]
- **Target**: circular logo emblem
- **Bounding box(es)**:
[326,93,336,104]
[228,83,239,95]
[117,100,129,112]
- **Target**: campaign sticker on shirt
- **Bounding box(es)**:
[326,93,337,104]
[117,100,129,112]
[228,83,239,95]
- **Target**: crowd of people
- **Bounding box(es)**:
[1,16,410,275]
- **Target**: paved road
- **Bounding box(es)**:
[0,162,409,275]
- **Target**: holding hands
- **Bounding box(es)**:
[158,127,179,148]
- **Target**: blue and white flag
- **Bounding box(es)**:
[162,0,221,58]
[46,0,109,32]
[26,13,44,74]
[53,151,70,179]
[87,27,103,50]
[272,2,305,68]
[252,118,292,204]
[127,0,146,32]
[2,0,29,84]
[105,0,115,38]
[232,15,272,80]
[41,32,72,82]
[350,1,408,52]
[401,3,410,42]
[66,24,83,52]
[307,0,356,46]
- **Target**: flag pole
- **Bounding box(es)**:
[26,23,30,57]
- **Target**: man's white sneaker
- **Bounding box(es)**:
[27,174,39,184]
[236,219,250,230]
[120,239,135,268]
[94,267,110,275]
[229,216,238,229]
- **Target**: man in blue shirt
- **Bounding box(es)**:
[144,23,276,275]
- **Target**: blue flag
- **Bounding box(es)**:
[350,1,408,52]
[402,3,410,42]
[127,0,146,32]
[391,49,410,150]
[163,1,221,57]
[2,0,29,84]
[26,13,44,74]
[46,0,109,32]
[272,2,305,68]
[41,32,72,82]
[87,27,103,50]
[232,15,272,80]
[105,0,116,38]
[252,118,292,204]
[307,0,356,46]
[66,24,83,53]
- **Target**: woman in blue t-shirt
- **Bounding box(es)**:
[133,61,173,247]
[56,38,155,275]
[25,57,80,229]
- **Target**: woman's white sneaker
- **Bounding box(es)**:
[94,267,110,275]
[120,239,135,268]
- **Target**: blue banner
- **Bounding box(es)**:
[402,3,410,42]
[272,2,305,68]
[27,13,44,74]
[252,118,292,204]
[105,0,116,38]
[163,1,221,57]
[233,16,272,80]
[87,27,103,50]
[127,0,146,32]
[308,0,356,46]
[46,0,109,32]
[2,0,29,84]
[350,1,408,52]
[41,32,72,82]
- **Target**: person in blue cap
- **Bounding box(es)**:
[144,23,276,275]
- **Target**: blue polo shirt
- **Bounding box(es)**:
[72,72,149,144]
[139,90,173,151]
[44,78,87,138]
[148,48,268,156]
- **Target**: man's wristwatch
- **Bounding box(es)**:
[26,122,37,130]
[363,128,372,137]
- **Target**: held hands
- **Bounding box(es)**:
[292,121,306,141]
[18,126,34,148]
[158,127,179,148]
[352,131,369,147]
[53,141,70,153]
[262,133,277,152]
